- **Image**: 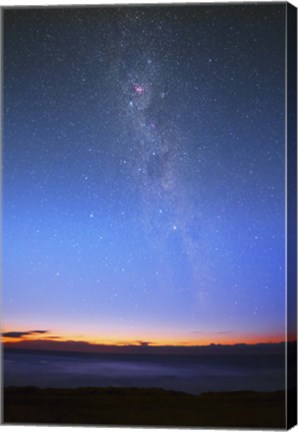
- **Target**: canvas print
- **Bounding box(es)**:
[2,2,297,429]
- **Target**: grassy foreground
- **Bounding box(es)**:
[4,386,286,428]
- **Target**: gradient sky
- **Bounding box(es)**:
[3,4,289,347]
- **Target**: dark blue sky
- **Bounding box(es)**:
[3,4,289,345]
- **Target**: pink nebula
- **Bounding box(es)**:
[134,84,145,95]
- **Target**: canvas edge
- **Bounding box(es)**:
[286,1,297,430]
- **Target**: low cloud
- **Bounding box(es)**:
[136,340,154,347]
[3,337,287,356]
[2,330,48,339]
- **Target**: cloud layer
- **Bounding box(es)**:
[2,330,48,339]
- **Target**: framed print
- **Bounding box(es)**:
[1,1,297,429]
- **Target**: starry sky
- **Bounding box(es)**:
[3,4,290,347]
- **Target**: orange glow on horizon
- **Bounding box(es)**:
[1,324,289,348]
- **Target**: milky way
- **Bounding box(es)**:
[3,4,290,343]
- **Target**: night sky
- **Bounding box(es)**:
[3,4,289,347]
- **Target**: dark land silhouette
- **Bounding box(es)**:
[4,386,288,428]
